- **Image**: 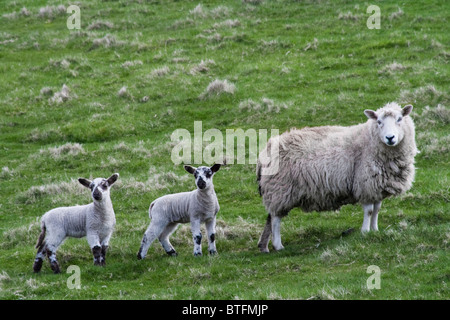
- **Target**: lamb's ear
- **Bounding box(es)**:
[402,104,413,117]
[107,173,119,186]
[78,178,92,188]
[184,165,196,174]
[210,164,221,173]
[364,109,378,121]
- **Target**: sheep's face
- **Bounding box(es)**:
[78,173,119,201]
[364,104,413,147]
[184,164,221,190]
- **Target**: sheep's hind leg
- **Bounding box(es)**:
[33,243,46,273]
[46,244,61,274]
[137,221,162,260]
[257,214,272,253]
[271,215,284,251]
[158,222,179,256]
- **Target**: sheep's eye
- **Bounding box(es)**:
[377,120,382,125]
[205,172,212,178]
[397,117,402,122]
[89,183,94,189]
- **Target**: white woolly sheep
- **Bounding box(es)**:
[33,173,119,273]
[257,102,417,252]
[137,165,221,259]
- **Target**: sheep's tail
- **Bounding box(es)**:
[256,160,262,196]
[35,221,46,250]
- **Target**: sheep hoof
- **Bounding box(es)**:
[273,245,285,251]
[194,252,202,257]
[259,248,270,253]
[209,250,217,255]
[137,253,143,260]
[166,249,178,257]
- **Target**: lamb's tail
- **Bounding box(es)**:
[148,202,155,219]
[35,221,46,250]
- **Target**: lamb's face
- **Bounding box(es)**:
[184,164,221,190]
[78,173,119,201]
[364,103,413,147]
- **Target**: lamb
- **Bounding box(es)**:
[33,173,119,273]
[256,102,417,252]
[137,164,221,259]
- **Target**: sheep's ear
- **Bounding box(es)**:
[402,104,413,117]
[210,164,221,173]
[184,165,196,174]
[364,109,378,121]
[78,178,92,188]
[107,173,119,186]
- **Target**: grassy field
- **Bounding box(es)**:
[0,0,449,300]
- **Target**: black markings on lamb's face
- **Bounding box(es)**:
[78,173,119,202]
[185,165,221,190]
[194,167,213,190]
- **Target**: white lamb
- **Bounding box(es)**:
[137,165,221,259]
[33,173,119,273]
[257,102,418,252]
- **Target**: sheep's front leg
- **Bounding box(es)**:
[191,219,202,256]
[100,233,113,266]
[361,203,374,233]
[370,201,382,231]
[205,217,217,255]
[87,232,103,266]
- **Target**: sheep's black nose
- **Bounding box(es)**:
[386,135,395,145]
[93,190,102,200]
[197,179,206,189]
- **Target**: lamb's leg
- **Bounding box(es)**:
[191,219,202,256]
[205,217,217,255]
[45,244,61,274]
[137,221,163,260]
[370,201,382,231]
[361,203,374,233]
[158,222,179,256]
[87,233,103,266]
[33,243,46,273]
[258,214,272,253]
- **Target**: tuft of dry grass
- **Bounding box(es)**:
[239,97,289,113]
[117,166,191,194]
[379,62,407,75]
[389,8,404,21]
[87,21,114,30]
[399,85,448,105]
[200,79,236,98]
[121,60,143,68]
[338,11,361,21]
[37,5,66,19]
[40,142,85,160]
[15,179,88,205]
[190,59,215,75]
[150,66,170,78]
[49,84,71,104]
[92,34,124,48]
[0,167,14,180]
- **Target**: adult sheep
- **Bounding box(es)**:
[256,102,418,252]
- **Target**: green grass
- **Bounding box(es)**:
[0,0,449,300]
